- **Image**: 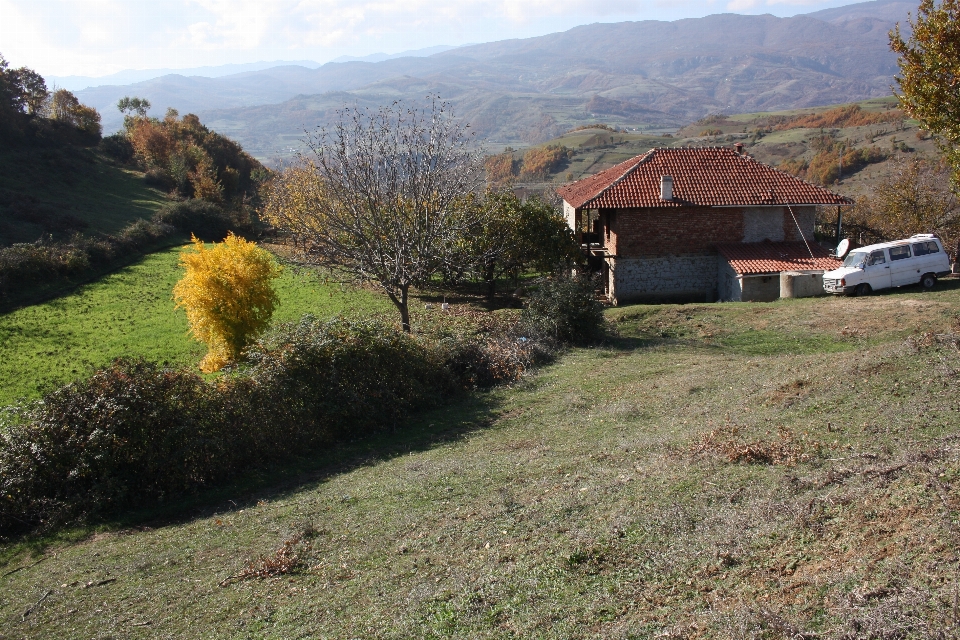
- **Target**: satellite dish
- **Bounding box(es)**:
[836,238,851,259]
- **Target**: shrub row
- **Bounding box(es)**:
[0,317,454,534]
[0,200,244,306]
[0,276,606,536]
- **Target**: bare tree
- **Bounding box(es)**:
[845,154,960,254]
[263,99,485,331]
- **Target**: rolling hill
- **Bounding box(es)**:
[503,96,936,207]
[74,0,916,160]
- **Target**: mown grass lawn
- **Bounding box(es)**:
[0,244,395,406]
[3,281,960,637]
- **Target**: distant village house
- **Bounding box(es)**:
[557,145,851,303]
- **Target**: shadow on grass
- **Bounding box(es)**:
[0,391,508,563]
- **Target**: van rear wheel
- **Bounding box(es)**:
[855,283,872,296]
[921,273,937,290]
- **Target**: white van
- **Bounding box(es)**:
[823,234,951,296]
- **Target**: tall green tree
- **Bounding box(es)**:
[890,0,960,185]
[458,191,581,300]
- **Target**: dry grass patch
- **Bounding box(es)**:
[689,425,822,466]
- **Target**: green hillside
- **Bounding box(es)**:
[0,143,167,247]
[3,282,959,636]
[0,245,394,406]
[522,96,938,203]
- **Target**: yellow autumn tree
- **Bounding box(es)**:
[173,233,282,372]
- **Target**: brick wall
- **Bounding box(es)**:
[606,207,744,258]
[600,204,819,303]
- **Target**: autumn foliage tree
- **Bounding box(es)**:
[117,99,264,204]
[49,89,102,136]
[890,0,960,187]
[844,155,960,252]
[519,145,570,179]
[484,152,517,186]
[173,233,282,372]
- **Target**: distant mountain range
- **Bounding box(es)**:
[51,44,468,93]
[49,61,323,93]
[74,0,918,158]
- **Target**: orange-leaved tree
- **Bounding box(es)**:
[173,233,282,372]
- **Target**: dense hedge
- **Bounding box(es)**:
[0,317,455,534]
[0,276,607,536]
[0,219,173,304]
[0,200,250,307]
[523,275,606,345]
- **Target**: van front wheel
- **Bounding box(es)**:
[855,283,872,296]
[921,273,937,290]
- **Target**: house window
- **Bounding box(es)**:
[889,245,911,261]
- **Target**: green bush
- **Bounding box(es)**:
[0,306,576,535]
[0,317,458,535]
[523,275,606,345]
[0,359,240,531]
[246,316,454,443]
[443,335,552,388]
[153,200,240,241]
[0,220,172,305]
[98,133,134,163]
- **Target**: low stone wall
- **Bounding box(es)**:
[741,274,781,302]
[610,255,718,303]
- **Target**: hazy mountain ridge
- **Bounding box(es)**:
[75,0,913,157]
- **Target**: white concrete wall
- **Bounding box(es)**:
[611,255,718,303]
[563,201,577,232]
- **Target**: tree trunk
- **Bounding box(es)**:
[398,284,411,333]
[485,260,496,302]
[386,284,412,333]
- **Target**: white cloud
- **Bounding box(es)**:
[725,0,762,10]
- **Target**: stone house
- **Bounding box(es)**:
[556,146,851,303]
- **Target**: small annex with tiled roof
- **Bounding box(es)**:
[556,145,851,303]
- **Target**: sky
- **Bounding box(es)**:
[1,0,876,78]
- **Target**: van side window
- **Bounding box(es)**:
[920,241,940,254]
[868,250,886,265]
[889,245,911,261]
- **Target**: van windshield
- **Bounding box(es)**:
[843,251,867,268]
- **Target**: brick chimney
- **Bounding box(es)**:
[734,142,744,155]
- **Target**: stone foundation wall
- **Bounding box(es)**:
[610,255,718,303]
[740,274,781,302]
[718,258,742,302]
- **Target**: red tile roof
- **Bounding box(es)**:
[717,241,842,275]
[557,147,851,209]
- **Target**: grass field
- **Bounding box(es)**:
[0,244,395,406]
[3,280,960,637]
[0,146,168,246]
